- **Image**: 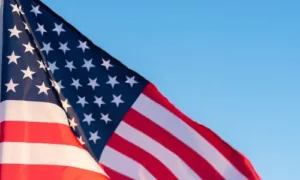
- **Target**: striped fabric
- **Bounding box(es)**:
[0,0,260,179]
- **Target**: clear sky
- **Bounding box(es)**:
[42,0,300,179]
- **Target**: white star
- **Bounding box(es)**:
[8,25,22,38]
[94,96,105,108]
[37,60,46,71]
[23,22,29,31]
[7,51,20,65]
[59,42,70,54]
[77,40,89,52]
[126,76,138,87]
[21,66,35,79]
[77,96,88,107]
[111,94,124,107]
[77,136,85,145]
[5,79,18,92]
[19,6,24,14]
[106,76,119,88]
[19,6,24,15]
[88,78,100,90]
[83,113,95,126]
[53,23,65,36]
[23,42,35,54]
[10,4,21,15]
[36,82,50,95]
[50,79,55,87]
[82,59,95,71]
[71,78,82,90]
[61,99,71,111]
[100,113,112,124]
[89,131,101,144]
[41,42,53,55]
[69,118,78,130]
[30,5,42,16]
[48,61,59,74]
[54,80,65,94]
[35,23,47,35]
[65,60,76,72]
[101,59,113,70]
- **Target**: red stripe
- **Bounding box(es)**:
[124,109,225,180]
[1,121,111,178]
[0,164,109,180]
[0,121,82,148]
[143,83,261,180]
[107,133,178,180]
[102,165,133,180]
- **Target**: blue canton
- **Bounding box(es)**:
[2,0,148,160]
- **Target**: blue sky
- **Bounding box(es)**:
[43,0,300,179]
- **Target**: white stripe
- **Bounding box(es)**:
[133,94,248,180]
[0,142,108,177]
[115,122,200,180]
[0,100,68,125]
[100,146,156,180]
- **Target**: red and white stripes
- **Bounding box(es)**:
[100,84,261,180]
[0,85,260,180]
[0,100,109,180]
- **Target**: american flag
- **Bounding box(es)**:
[0,0,261,179]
